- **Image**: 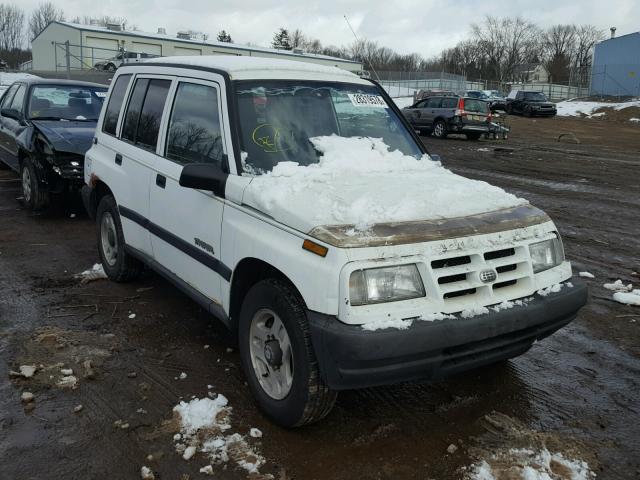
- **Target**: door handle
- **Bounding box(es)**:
[155,174,166,188]
[115,153,122,165]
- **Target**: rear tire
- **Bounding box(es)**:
[96,195,143,282]
[505,104,513,115]
[21,157,49,211]
[432,119,448,138]
[238,278,337,427]
[105,63,116,72]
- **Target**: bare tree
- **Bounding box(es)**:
[29,2,64,40]
[541,25,576,82]
[0,5,26,51]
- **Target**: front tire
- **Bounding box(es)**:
[96,195,143,282]
[238,279,337,427]
[21,157,49,210]
[432,119,448,138]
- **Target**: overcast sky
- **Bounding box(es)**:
[20,0,640,57]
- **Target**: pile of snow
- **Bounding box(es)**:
[0,72,39,86]
[382,84,417,98]
[466,447,594,480]
[579,271,595,279]
[391,96,415,109]
[630,118,640,123]
[461,306,490,319]
[603,279,632,292]
[556,99,640,117]
[489,298,533,313]
[537,282,573,297]
[172,395,268,476]
[361,312,454,331]
[243,136,527,232]
[613,291,640,306]
[74,263,108,283]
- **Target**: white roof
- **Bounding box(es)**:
[54,21,360,66]
[136,55,369,83]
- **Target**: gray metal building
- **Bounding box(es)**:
[31,21,363,74]
[590,31,640,97]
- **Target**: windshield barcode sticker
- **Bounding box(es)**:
[347,94,387,108]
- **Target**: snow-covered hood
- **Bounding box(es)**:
[241,136,538,246]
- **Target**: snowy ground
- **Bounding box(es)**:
[0,72,39,97]
[556,99,640,117]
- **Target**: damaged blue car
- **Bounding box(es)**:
[0,78,108,210]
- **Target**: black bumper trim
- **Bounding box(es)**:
[307,279,588,390]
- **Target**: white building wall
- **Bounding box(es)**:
[31,22,362,73]
[31,23,81,70]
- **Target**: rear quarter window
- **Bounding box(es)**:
[103,74,132,135]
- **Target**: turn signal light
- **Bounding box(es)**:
[302,239,328,257]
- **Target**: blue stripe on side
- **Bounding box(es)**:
[119,205,232,282]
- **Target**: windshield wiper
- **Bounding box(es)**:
[30,116,64,121]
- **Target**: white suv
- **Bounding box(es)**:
[82,56,587,427]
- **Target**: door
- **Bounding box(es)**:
[0,83,19,169]
[149,78,228,304]
[424,97,443,127]
[113,75,172,256]
[86,36,120,65]
[131,42,162,57]
[0,83,27,171]
[409,99,429,127]
[174,46,202,56]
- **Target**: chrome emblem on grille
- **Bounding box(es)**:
[479,269,497,283]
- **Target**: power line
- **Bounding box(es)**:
[344,15,380,81]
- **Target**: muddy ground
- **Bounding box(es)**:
[1,115,639,480]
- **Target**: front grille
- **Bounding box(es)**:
[430,245,533,306]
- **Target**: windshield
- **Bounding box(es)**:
[235,81,423,175]
[28,85,108,121]
[523,92,548,102]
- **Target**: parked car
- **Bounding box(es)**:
[0,78,108,209]
[402,94,491,140]
[82,57,587,427]
[94,51,158,72]
[482,90,507,111]
[506,90,557,117]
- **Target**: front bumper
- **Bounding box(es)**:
[307,279,587,390]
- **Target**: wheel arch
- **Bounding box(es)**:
[229,257,306,332]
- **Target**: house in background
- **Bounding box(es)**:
[590,30,640,97]
[30,21,362,73]
[512,63,550,83]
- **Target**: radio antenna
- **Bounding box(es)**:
[344,15,380,81]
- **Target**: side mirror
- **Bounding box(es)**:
[1,108,22,122]
[179,163,227,198]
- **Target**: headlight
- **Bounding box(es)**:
[349,264,425,306]
[529,236,564,273]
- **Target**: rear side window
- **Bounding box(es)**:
[1,84,18,108]
[9,85,26,111]
[121,78,171,151]
[165,82,224,166]
[441,97,457,108]
[427,97,442,108]
[103,74,131,135]
[121,79,149,142]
